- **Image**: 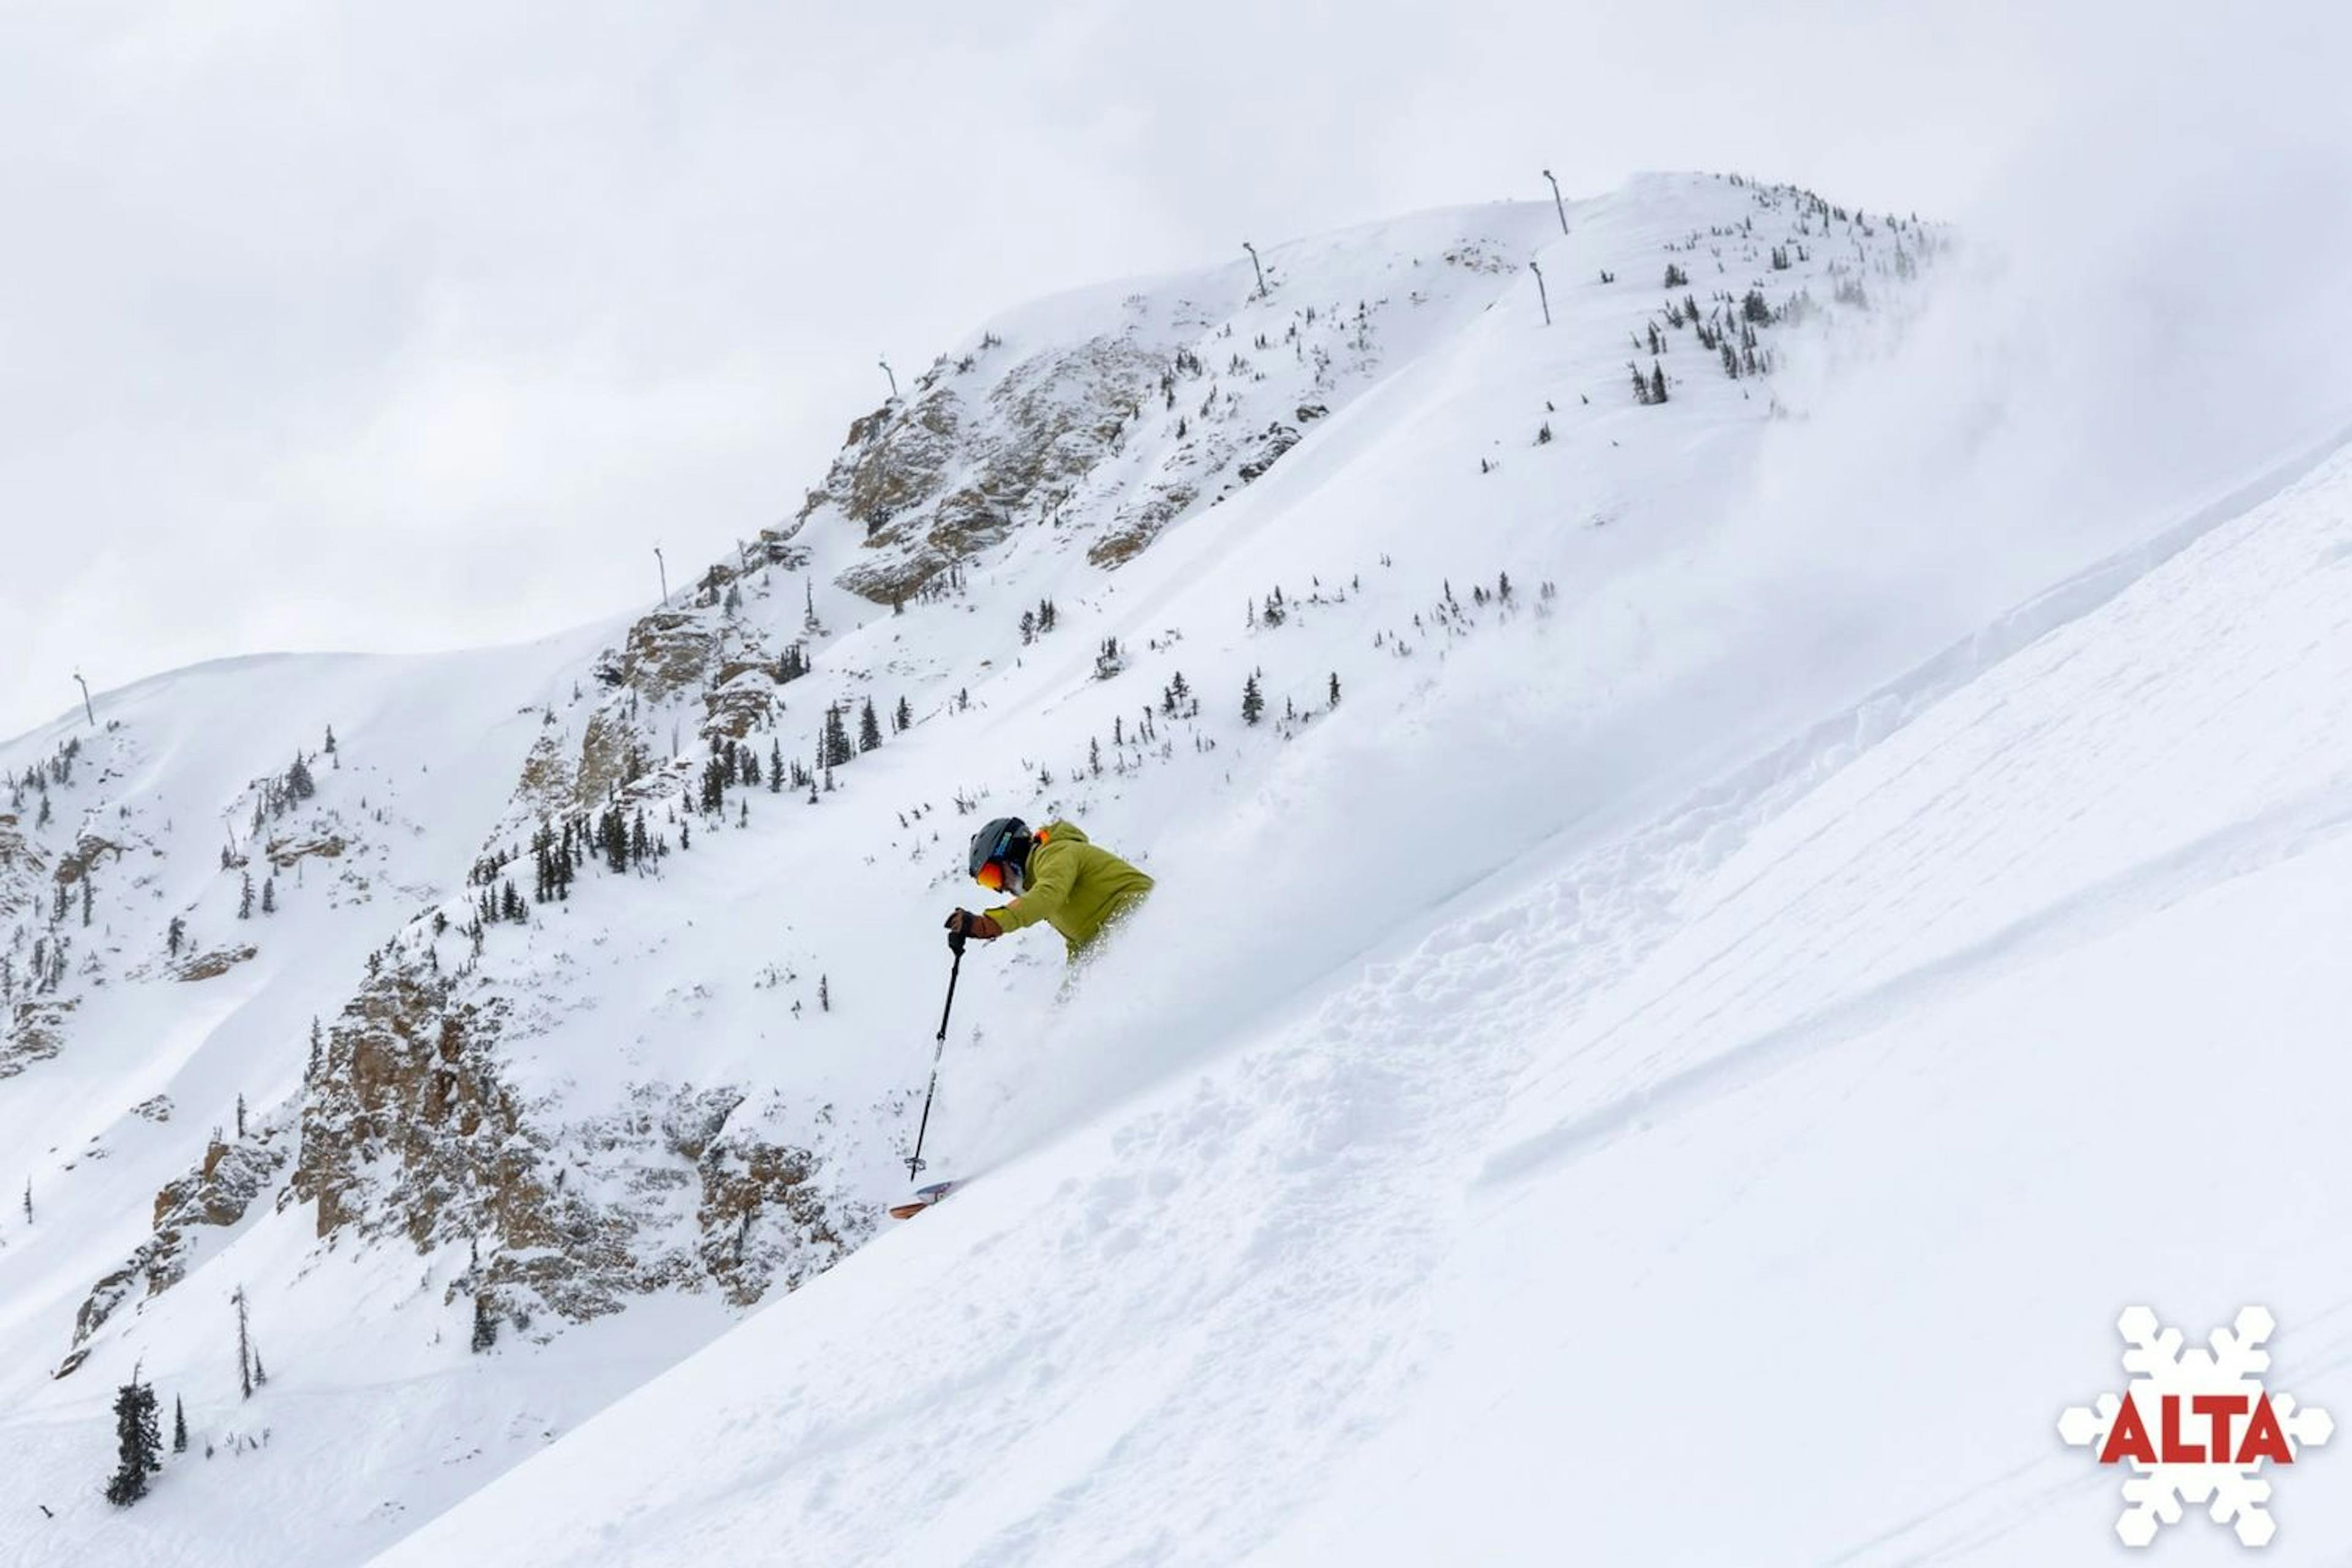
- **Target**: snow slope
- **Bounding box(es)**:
[375,437,2352,1567]
[15,167,2339,1565]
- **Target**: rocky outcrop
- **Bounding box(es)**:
[285,965,866,1332]
[807,337,1164,603]
[0,814,40,922]
[51,834,123,887]
[1,997,73,1079]
[264,832,347,870]
[173,944,257,982]
[57,1115,293,1377]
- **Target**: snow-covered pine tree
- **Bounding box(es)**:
[859,698,883,753]
[172,1395,187,1454]
[1242,673,1265,726]
[102,1374,161,1506]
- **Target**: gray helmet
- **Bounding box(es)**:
[967,816,1032,892]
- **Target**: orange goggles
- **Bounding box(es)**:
[974,860,1007,892]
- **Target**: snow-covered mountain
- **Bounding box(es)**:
[7,170,2346,1565]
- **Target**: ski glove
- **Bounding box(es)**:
[946,908,1003,943]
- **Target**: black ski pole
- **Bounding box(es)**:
[906,932,965,1180]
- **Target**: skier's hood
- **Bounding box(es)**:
[1035,820,1089,850]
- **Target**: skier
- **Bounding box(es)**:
[945,816,1153,961]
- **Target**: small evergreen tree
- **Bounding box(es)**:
[260,876,276,915]
[818,974,831,1012]
[167,916,186,958]
[103,1375,162,1506]
[1242,673,1264,726]
[234,1286,254,1400]
[894,696,912,733]
[236,872,254,920]
[859,698,883,753]
[1649,362,1668,404]
[821,706,855,768]
[172,1395,187,1454]
[1329,672,1341,707]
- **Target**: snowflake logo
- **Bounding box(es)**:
[2059,1306,2334,1548]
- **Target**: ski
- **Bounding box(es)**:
[888,1180,959,1221]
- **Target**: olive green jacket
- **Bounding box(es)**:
[985,820,1153,958]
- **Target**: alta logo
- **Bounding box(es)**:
[2059,1306,2333,1548]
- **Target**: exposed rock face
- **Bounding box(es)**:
[702,670,778,743]
[264,832,348,870]
[2,997,73,1079]
[283,966,867,1333]
[293,968,529,1243]
[618,611,723,703]
[808,337,1164,604]
[51,834,123,887]
[173,944,257,982]
[514,731,577,820]
[57,1115,293,1377]
[1236,421,1302,483]
[575,710,652,809]
[0,814,39,922]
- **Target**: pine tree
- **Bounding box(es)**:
[1329,672,1341,707]
[894,696,911,733]
[167,916,186,958]
[859,698,883,753]
[172,1395,187,1454]
[260,876,276,915]
[1649,362,1668,404]
[472,1291,498,1353]
[323,724,337,756]
[821,706,855,769]
[237,872,254,920]
[287,753,315,801]
[768,739,783,794]
[235,1093,246,1139]
[103,1375,162,1506]
[818,974,831,1012]
[1242,673,1265,726]
[234,1286,254,1400]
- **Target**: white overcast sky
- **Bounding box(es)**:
[2,0,2344,739]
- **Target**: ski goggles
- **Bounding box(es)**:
[974,858,1012,892]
